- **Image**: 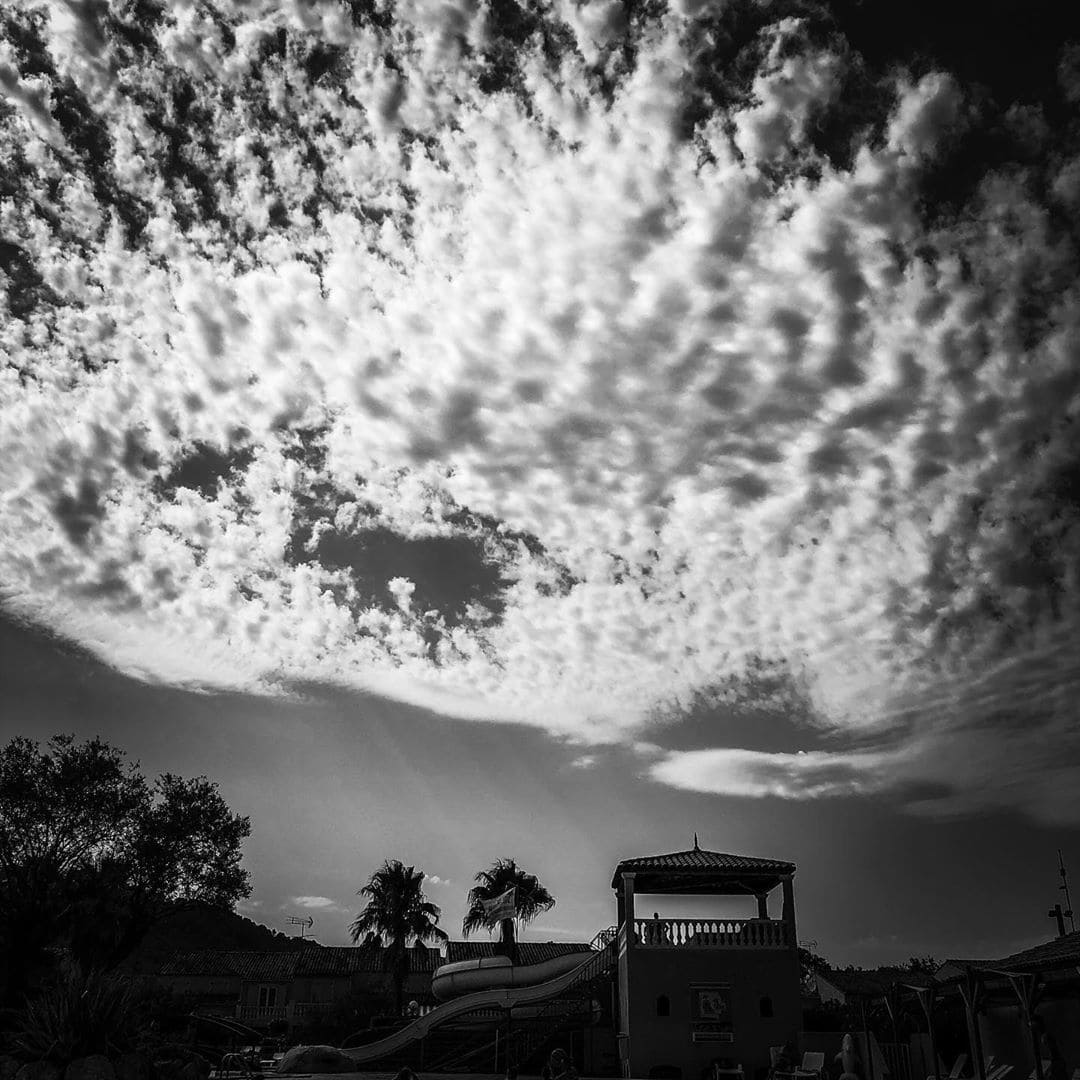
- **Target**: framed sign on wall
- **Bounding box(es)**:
[689,983,734,1042]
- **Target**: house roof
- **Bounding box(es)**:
[939,931,1080,980]
[159,945,444,979]
[610,847,795,893]
[160,950,300,980]
[816,968,932,999]
[445,941,593,965]
[158,941,593,979]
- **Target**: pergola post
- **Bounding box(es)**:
[757,893,769,919]
[958,968,987,1080]
[910,985,941,1080]
[882,985,902,1053]
[860,998,876,1080]
[1005,972,1045,1080]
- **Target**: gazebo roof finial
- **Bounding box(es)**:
[693,832,700,850]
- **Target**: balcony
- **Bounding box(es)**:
[290,1002,335,1020]
[632,917,791,949]
[236,1005,287,1022]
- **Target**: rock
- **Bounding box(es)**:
[65,1058,115,1080]
[276,1046,356,1074]
[15,1064,61,1080]
[0,1056,22,1080]
[114,1054,151,1080]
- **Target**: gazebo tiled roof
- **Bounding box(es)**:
[610,846,795,893]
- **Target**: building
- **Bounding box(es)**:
[612,843,802,1080]
[155,939,593,1033]
[158,943,443,1030]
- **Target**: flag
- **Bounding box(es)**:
[481,886,516,921]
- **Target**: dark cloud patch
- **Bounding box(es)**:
[53,478,105,547]
[314,526,509,629]
[650,656,826,753]
[154,442,255,500]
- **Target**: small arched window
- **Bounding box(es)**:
[759,995,774,1018]
[656,994,670,1017]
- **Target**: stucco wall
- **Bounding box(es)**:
[621,947,801,1080]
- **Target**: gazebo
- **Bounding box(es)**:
[611,841,801,1080]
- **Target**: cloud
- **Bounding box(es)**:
[290,895,341,910]
[2,0,1079,822]
[424,874,453,888]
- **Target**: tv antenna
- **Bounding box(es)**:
[1048,850,1076,936]
[286,915,315,938]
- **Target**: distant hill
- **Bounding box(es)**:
[124,902,321,974]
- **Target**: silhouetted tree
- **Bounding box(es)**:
[798,946,832,993]
[462,858,555,963]
[0,734,251,1007]
[904,955,938,975]
[349,860,448,1015]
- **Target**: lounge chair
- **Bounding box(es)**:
[774,1052,823,1080]
[796,1053,826,1080]
[986,1066,1013,1080]
[1023,1063,1052,1080]
[930,1055,969,1080]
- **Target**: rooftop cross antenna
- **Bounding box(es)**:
[1059,849,1076,933]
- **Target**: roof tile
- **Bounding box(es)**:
[611,848,795,886]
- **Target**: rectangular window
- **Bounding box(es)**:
[258,986,278,1009]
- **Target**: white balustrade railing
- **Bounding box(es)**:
[235,1004,288,1021]
[632,917,790,948]
[290,1002,335,1018]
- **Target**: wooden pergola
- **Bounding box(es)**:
[815,934,1080,1080]
[933,931,1080,1080]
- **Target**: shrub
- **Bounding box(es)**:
[5,966,146,1064]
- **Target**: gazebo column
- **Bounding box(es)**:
[781,875,797,943]
[621,872,637,947]
[757,893,769,919]
[959,968,987,1080]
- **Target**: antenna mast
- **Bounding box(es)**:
[1059,850,1076,933]
[286,915,315,938]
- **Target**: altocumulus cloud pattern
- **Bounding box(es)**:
[2,0,1079,821]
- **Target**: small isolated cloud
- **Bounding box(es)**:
[650,746,908,800]
[291,895,341,910]
[424,874,453,888]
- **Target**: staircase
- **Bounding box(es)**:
[341,936,619,1071]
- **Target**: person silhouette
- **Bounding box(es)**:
[542,1048,578,1080]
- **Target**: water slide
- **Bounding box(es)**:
[338,941,618,1065]
[431,952,592,1000]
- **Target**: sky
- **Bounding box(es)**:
[1,0,1080,968]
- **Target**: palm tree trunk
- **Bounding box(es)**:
[391,943,407,1017]
[499,918,518,964]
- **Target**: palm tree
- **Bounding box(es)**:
[350,860,448,1016]
[462,858,555,963]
